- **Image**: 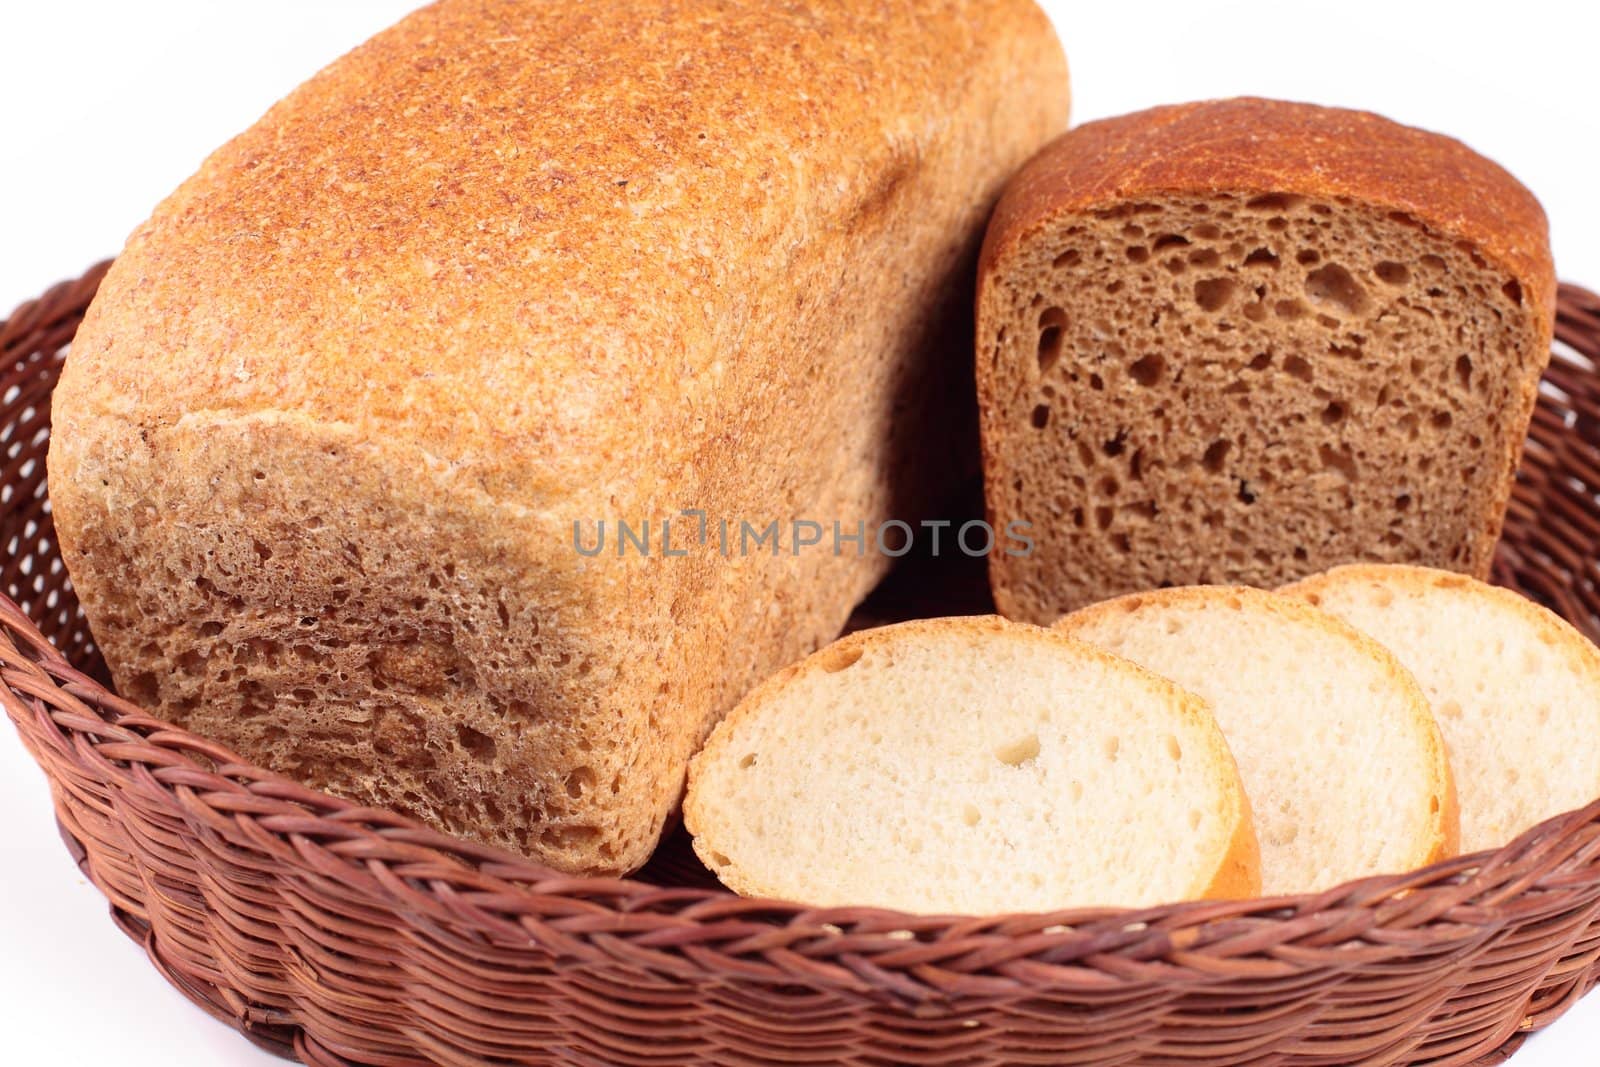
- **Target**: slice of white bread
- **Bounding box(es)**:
[1282,564,1600,853]
[1055,587,1457,894]
[684,616,1260,913]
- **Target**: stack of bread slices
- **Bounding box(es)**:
[686,564,1600,913]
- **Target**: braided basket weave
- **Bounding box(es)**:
[6,264,1600,1067]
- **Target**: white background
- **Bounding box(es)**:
[2,1,1597,1063]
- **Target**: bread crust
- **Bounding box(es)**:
[685,615,1263,910]
[1056,585,1459,882]
[980,98,1555,339]
[977,98,1556,618]
[1205,791,1263,901]
[47,0,1071,873]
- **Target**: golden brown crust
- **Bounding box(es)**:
[1203,785,1263,901]
[49,0,1071,873]
[1432,762,1463,864]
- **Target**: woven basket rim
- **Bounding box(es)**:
[6,265,1600,1005]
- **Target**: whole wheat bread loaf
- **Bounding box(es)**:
[1284,565,1600,853]
[1055,586,1457,894]
[977,98,1555,622]
[46,0,1070,874]
[685,616,1260,913]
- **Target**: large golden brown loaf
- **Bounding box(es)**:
[47,0,1071,873]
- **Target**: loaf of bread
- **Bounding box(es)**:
[1284,565,1600,853]
[1055,586,1457,893]
[976,98,1556,622]
[685,616,1260,912]
[46,0,1070,873]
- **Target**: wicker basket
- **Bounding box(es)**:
[5,264,1600,1067]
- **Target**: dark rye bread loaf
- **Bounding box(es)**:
[47,0,1070,874]
[976,98,1555,623]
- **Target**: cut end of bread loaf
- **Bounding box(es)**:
[1283,564,1600,854]
[1055,586,1456,894]
[978,99,1555,623]
[685,615,1259,914]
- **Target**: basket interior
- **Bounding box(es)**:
[11,270,1600,1067]
[6,268,1600,898]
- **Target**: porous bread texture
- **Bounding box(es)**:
[45,0,1071,874]
[1283,564,1600,853]
[978,98,1556,623]
[1055,586,1457,895]
[685,616,1260,913]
